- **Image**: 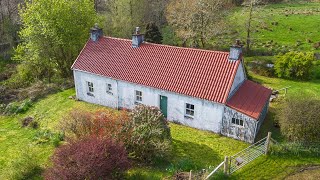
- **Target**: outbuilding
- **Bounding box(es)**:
[71,26,272,143]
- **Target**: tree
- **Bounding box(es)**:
[233,0,270,54]
[166,0,232,48]
[104,0,169,38]
[123,105,172,163]
[274,51,314,79]
[44,136,131,179]
[278,98,320,144]
[145,22,163,44]
[14,0,96,82]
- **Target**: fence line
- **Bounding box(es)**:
[205,132,273,179]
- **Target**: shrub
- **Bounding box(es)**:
[60,108,129,140]
[3,99,32,115]
[44,136,130,179]
[33,129,64,146]
[274,51,314,80]
[123,105,172,163]
[278,98,320,144]
[60,108,93,139]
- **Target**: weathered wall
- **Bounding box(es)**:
[74,70,119,108]
[228,61,246,99]
[255,101,269,136]
[74,70,224,133]
[221,106,258,143]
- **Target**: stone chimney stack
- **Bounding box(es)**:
[132,27,144,48]
[229,39,243,61]
[90,23,103,42]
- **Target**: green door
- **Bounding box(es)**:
[160,95,168,118]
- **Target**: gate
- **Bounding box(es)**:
[228,136,269,174]
[205,132,272,179]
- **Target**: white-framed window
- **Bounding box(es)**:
[135,90,142,102]
[106,83,113,94]
[232,118,244,127]
[87,81,94,93]
[185,103,195,117]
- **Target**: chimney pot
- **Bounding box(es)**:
[132,26,144,48]
[90,23,103,42]
[229,39,243,60]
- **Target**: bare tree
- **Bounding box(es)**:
[166,0,232,48]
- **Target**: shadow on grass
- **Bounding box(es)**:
[255,106,284,142]
[172,139,221,169]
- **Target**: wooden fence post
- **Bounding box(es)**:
[265,132,272,155]
[224,156,229,175]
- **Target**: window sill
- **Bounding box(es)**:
[135,101,142,105]
[184,115,194,119]
[87,92,95,97]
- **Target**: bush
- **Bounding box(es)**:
[0,148,42,180]
[278,98,320,144]
[60,108,129,140]
[123,105,172,163]
[3,99,32,114]
[274,51,314,80]
[33,129,64,146]
[44,136,130,179]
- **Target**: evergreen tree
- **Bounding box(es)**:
[144,22,163,44]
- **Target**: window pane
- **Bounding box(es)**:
[236,119,239,125]
[186,103,190,109]
[232,118,235,124]
[191,104,194,110]
[240,120,244,126]
[186,109,191,115]
[190,110,194,116]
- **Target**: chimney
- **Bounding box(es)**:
[90,23,103,42]
[132,27,144,48]
[229,39,243,60]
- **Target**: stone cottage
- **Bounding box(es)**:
[71,26,272,143]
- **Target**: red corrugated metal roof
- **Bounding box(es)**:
[226,80,272,119]
[72,37,241,103]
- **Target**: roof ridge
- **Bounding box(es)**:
[103,36,230,55]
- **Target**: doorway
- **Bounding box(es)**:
[160,95,168,118]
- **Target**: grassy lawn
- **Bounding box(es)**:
[1,73,320,179]
[0,88,249,179]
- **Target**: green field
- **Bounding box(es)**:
[225,2,320,54]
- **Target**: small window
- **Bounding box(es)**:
[185,103,195,117]
[87,82,94,93]
[231,118,244,127]
[135,90,142,102]
[106,83,113,94]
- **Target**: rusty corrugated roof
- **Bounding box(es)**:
[72,37,241,103]
[226,80,272,119]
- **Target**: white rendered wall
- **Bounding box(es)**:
[228,61,246,99]
[73,70,224,133]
